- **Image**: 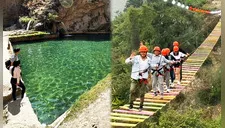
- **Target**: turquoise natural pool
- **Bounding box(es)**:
[14,39,110,124]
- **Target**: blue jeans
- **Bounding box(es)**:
[170,69,175,83]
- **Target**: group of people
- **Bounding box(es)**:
[125,41,189,111]
[6,48,26,101]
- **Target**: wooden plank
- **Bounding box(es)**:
[123,105,162,110]
[185,58,205,62]
[111,113,149,119]
[111,116,145,123]
[172,85,186,89]
[182,66,200,69]
[150,90,181,93]
[136,98,170,103]
[148,92,178,96]
[182,72,196,75]
[111,122,137,127]
[144,94,176,100]
[113,109,154,116]
[182,68,199,71]
[170,88,185,91]
[182,65,201,68]
[182,69,199,72]
[182,64,202,66]
[133,101,166,107]
[181,80,191,83]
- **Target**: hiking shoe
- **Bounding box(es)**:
[139,105,143,112]
[153,92,157,96]
[129,104,133,109]
[160,93,163,100]
[167,89,170,93]
[170,82,174,87]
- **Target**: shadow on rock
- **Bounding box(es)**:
[8,99,22,115]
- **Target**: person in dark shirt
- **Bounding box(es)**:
[170,41,190,81]
[164,48,176,87]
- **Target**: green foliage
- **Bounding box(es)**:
[126,0,143,8]
[197,67,221,105]
[19,16,34,24]
[126,0,208,8]
[47,13,58,21]
[146,108,221,128]
[112,1,209,108]
[9,31,49,38]
[183,0,207,7]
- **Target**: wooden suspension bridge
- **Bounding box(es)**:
[110,20,221,128]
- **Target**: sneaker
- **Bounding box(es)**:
[129,104,133,109]
[153,92,157,96]
[139,105,143,112]
[170,82,174,87]
[160,93,163,100]
[167,89,170,93]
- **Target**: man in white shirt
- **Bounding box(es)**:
[125,45,151,111]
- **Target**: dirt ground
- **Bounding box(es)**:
[59,88,111,128]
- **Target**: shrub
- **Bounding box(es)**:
[19,16,34,24]
[48,13,58,21]
[146,108,221,128]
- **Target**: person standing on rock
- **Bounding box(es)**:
[150,46,174,99]
[10,48,20,66]
[125,45,151,111]
[10,61,26,101]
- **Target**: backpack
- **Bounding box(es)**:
[5,60,11,70]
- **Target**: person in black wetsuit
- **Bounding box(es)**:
[10,61,26,101]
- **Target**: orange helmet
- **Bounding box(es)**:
[139,45,148,52]
[153,46,161,52]
[173,41,179,46]
[173,46,179,52]
[165,48,170,55]
[161,49,167,56]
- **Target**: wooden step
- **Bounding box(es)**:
[111,122,137,127]
[111,113,149,119]
[113,109,154,116]
[182,65,201,68]
[148,92,178,96]
[136,98,170,103]
[123,104,162,110]
[111,116,145,123]
[133,101,166,107]
[144,95,175,100]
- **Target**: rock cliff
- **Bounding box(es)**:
[4,0,110,32]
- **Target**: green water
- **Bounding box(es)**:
[14,40,111,124]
